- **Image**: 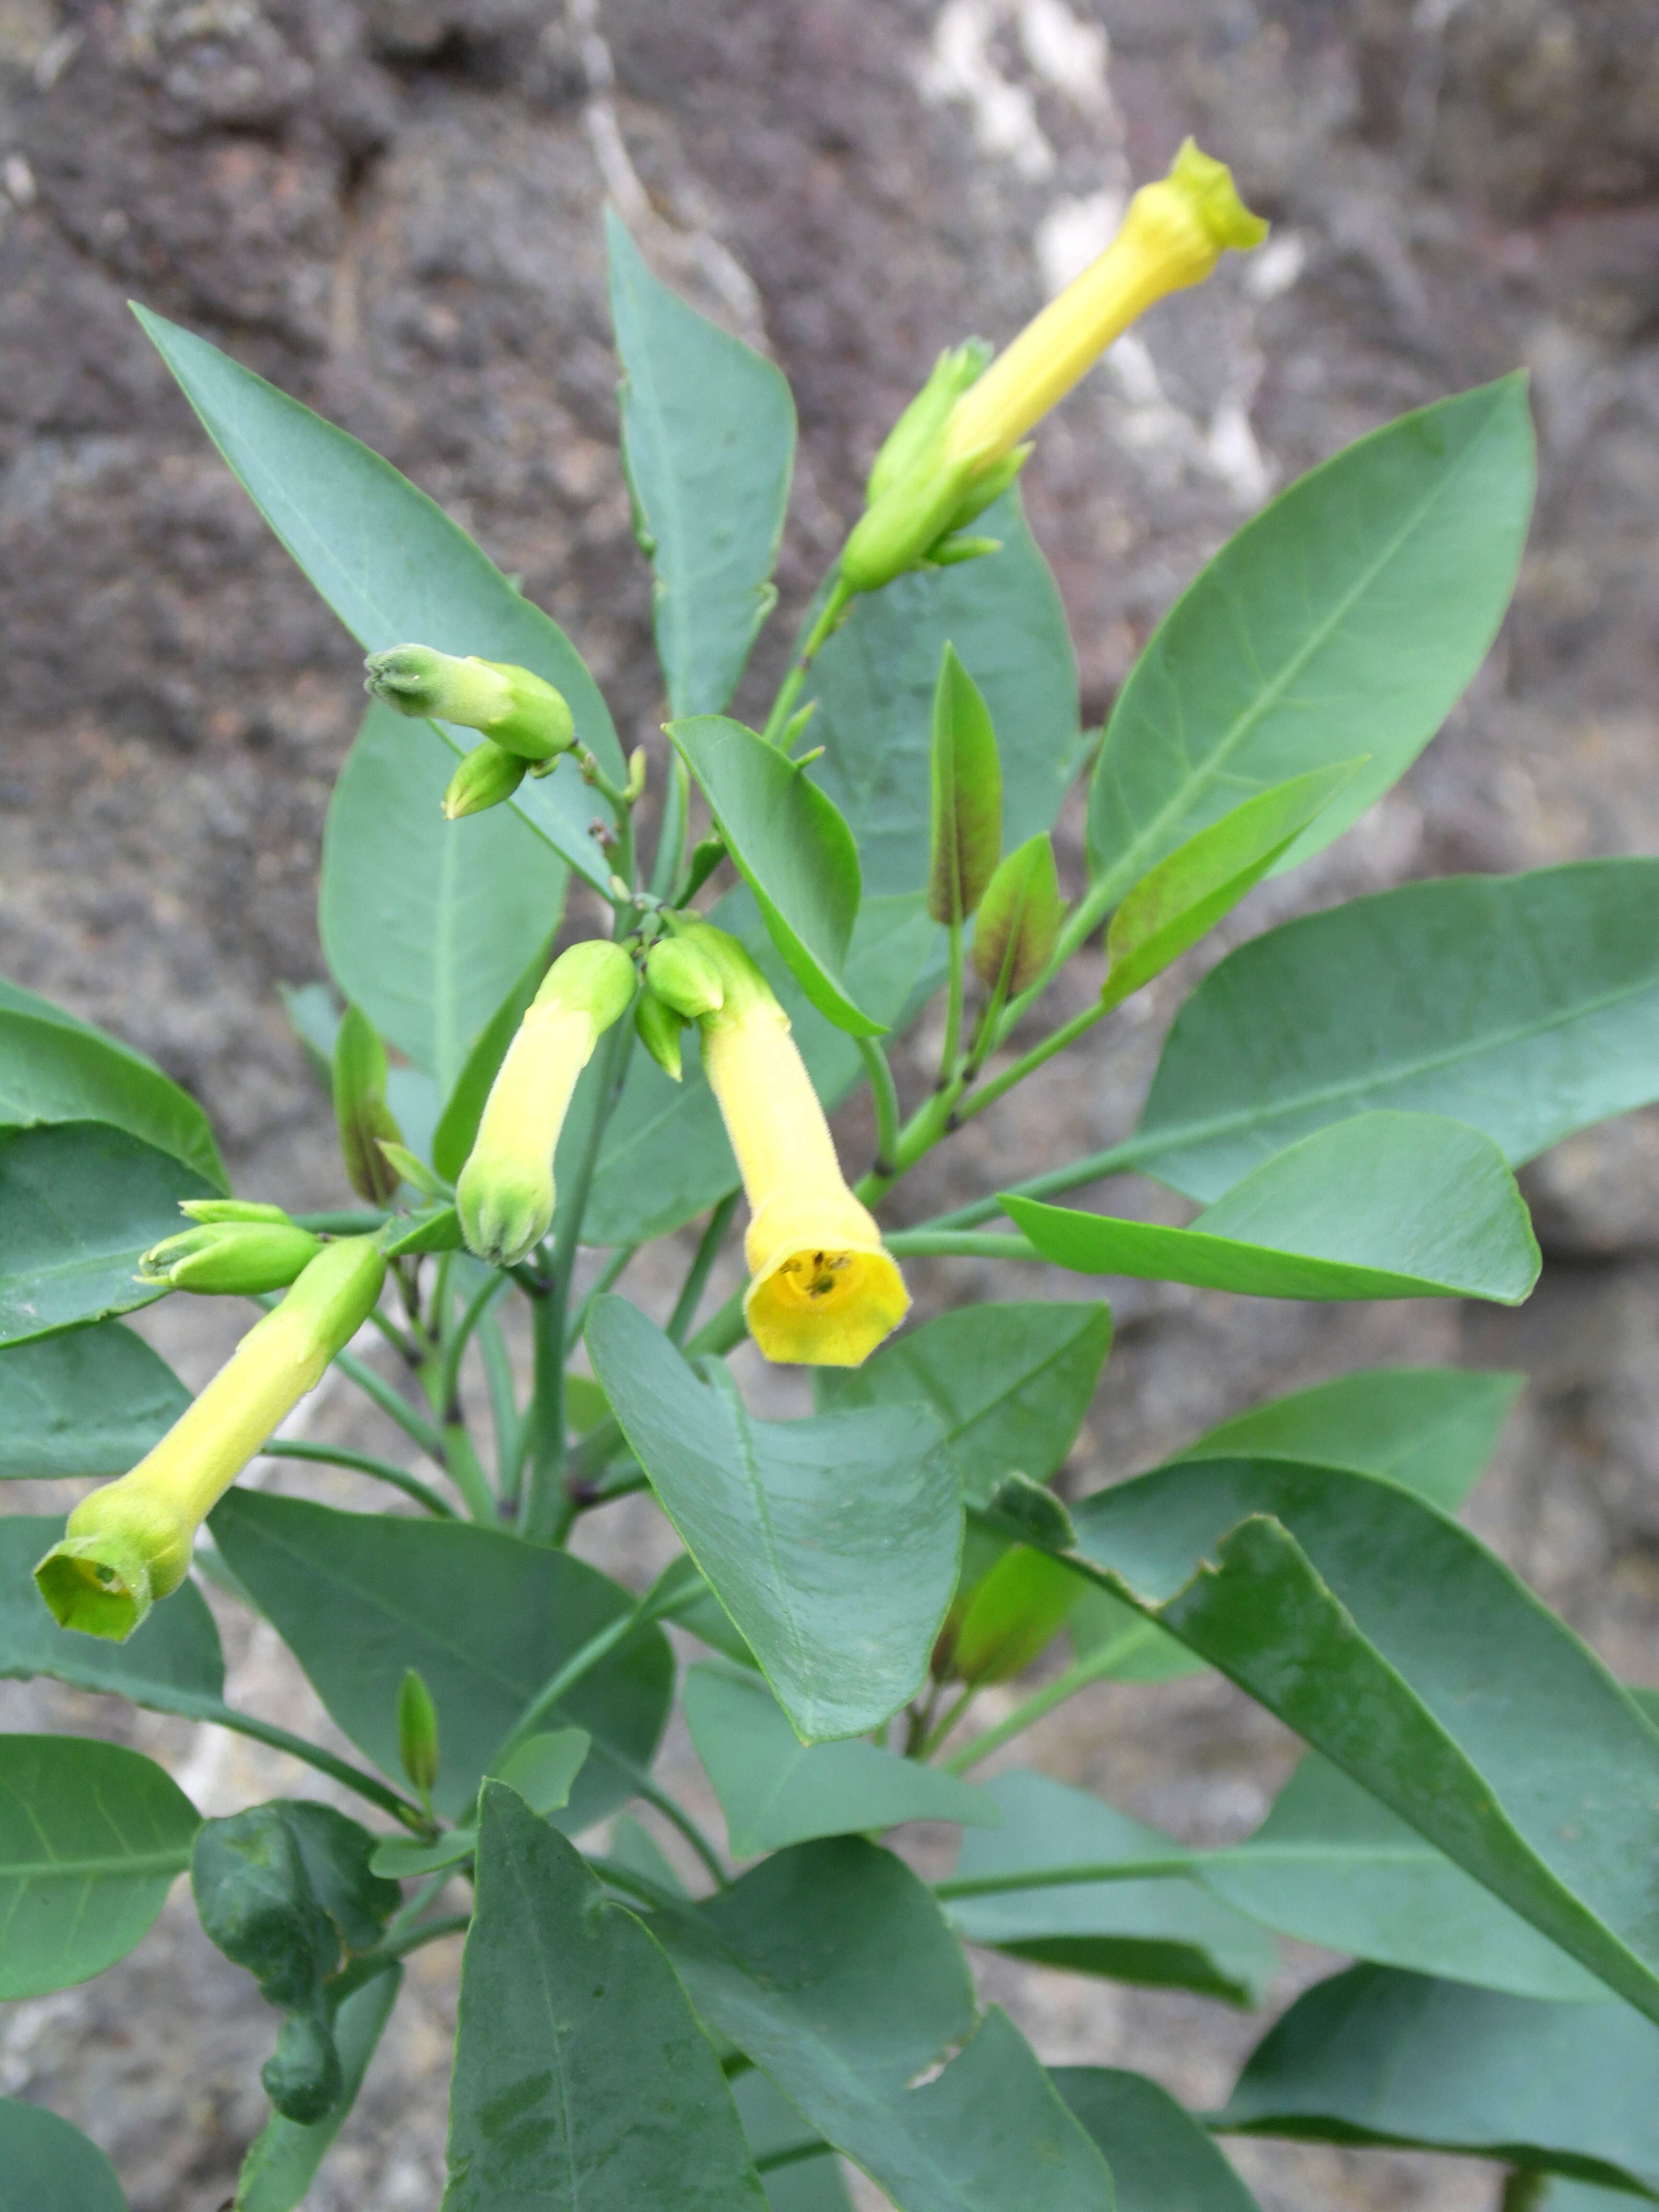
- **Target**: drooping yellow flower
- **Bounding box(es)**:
[457,939,636,1266]
[841,139,1266,594]
[678,925,908,1367]
[34,1235,387,1642]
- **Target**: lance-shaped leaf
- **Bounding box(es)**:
[1006,1112,1539,1304]
[0,999,226,1190]
[234,1965,401,2212]
[135,307,622,892]
[814,1300,1110,1502]
[732,2071,854,2212]
[607,211,795,718]
[972,833,1064,995]
[1087,376,1534,899]
[443,1783,767,2212]
[0,2098,128,2212]
[799,490,1082,896]
[1133,858,1659,1201]
[279,982,440,1169]
[669,717,881,1037]
[939,1548,1082,1683]
[0,1325,190,1479]
[653,1839,1116,2212]
[1176,1364,1523,1513]
[1055,1458,1659,2024]
[320,705,567,1096]
[1220,1964,1659,2193]
[0,1734,199,1997]
[684,1664,998,1858]
[1202,1752,1607,2002]
[330,1005,402,1206]
[927,645,1003,926]
[210,1491,672,1827]
[1100,763,1362,1011]
[940,1771,1276,2007]
[0,1514,224,1711]
[587,1298,960,1741]
[0,1124,217,1349]
[1054,2069,1262,2212]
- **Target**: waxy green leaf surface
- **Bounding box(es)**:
[0,1325,190,1479]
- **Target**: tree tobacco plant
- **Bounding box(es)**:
[1,142,1653,2212]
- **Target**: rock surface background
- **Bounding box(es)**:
[4,1,1659,2206]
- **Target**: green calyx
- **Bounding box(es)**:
[363,646,576,763]
[866,339,992,505]
[531,938,638,1028]
[139,1220,324,1295]
[444,740,529,818]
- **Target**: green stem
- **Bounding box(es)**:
[856,1037,902,1180]
[439,1267,510,1417]
[917,1131,1161,1234]
[495,1609,643,1761]
[759,575,853,747]
[478,1310,522,1508]
[685,1286,747,1359]
[631,1774,729,1888]
[883,1230,1038,1260]
[441,1419,498,1524]
[260,1438,457,1518]
[196,1701,423,1825]
[932,1854,1193,1901]
[385,1869,456,1940]
[292,1209,387,1234]
[916,1682,977,1761]
[756,2144,838,2176]
[373,1911,471,1960]
[332,1347,448,1464]
[939,916,965,1080]
[954,998,1108,1128]
[650,752,690,902]
[668,1193,739,1346]
[940,1629,1150,1774]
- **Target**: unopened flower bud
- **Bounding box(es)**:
[457,940,637,1266]
[35,1237,387,1641]
[635,989,685,1083]
[139,1220,323,1295]
[397,1667,441,1798]
[645,936,725,1022]
[443,741,528,820]
[364,646,576,765]
[180,1199,293,1226]
[333,1005,403,1208]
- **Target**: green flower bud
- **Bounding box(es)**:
[179,1199,293,1226]
[646,936,725,1021]
[635,989,685,1083]
[364,647,576,765]
[865,340,992,505]
[36,1237,387,1641]
[397,1667,441,1798]
[333,1005,403,1208]
[443,740,528,819]
[457,940,637,1267]
[139,1221,323,1295]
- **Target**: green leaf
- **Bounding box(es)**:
[943,1771,1275,2007]
[0,2096,127,2211]
[1054,2069,1261,2212]
[0,1733,198,1997]
[1008,1112,1540,1304]
[1087,376,1535,900]
[0,1003,226,1191]
[1202,1751,1607,2002]
[234,1966,400,2212]
[1220,1964,1659,2193]
[0,1514,224,1709]
[927,644,1003,925]
[1134,858,1659,1201]
[586,888,940,1248]
[971,833,1064,996]
[669,717,880,1037]
[1100,764,1363,1010]
[943,1548,1082,1683]
[0,1324,189,1478]
[1060,1457,1659,2024]
[0,1124,217,1350]
[320,704,565,1095]
[430,941,548,1181]
[654,1839,1116,2212]
[606,211,794,718]
[370,1728,591,1877]
[134,306,623,891]
[210,1490,671,1826]
[330,1004,402,1207]
[1178,1364,1523,1512]
[684,1664,998,1857]
[801,490,1082,896]
[193,1800,399,2123]
[732,2071,853,2212]
[814,1301,1110,1503]
[587,1298,960,1741]
[443,1783,768,2212]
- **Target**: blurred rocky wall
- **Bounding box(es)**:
[3,3,1659,2207]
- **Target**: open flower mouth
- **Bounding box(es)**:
[745,1242,910,1368]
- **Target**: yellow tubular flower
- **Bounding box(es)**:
[34,1236,387,1642]
[942,140,1268,471]
[456,939,636,1266]
[684,926,909,1367]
